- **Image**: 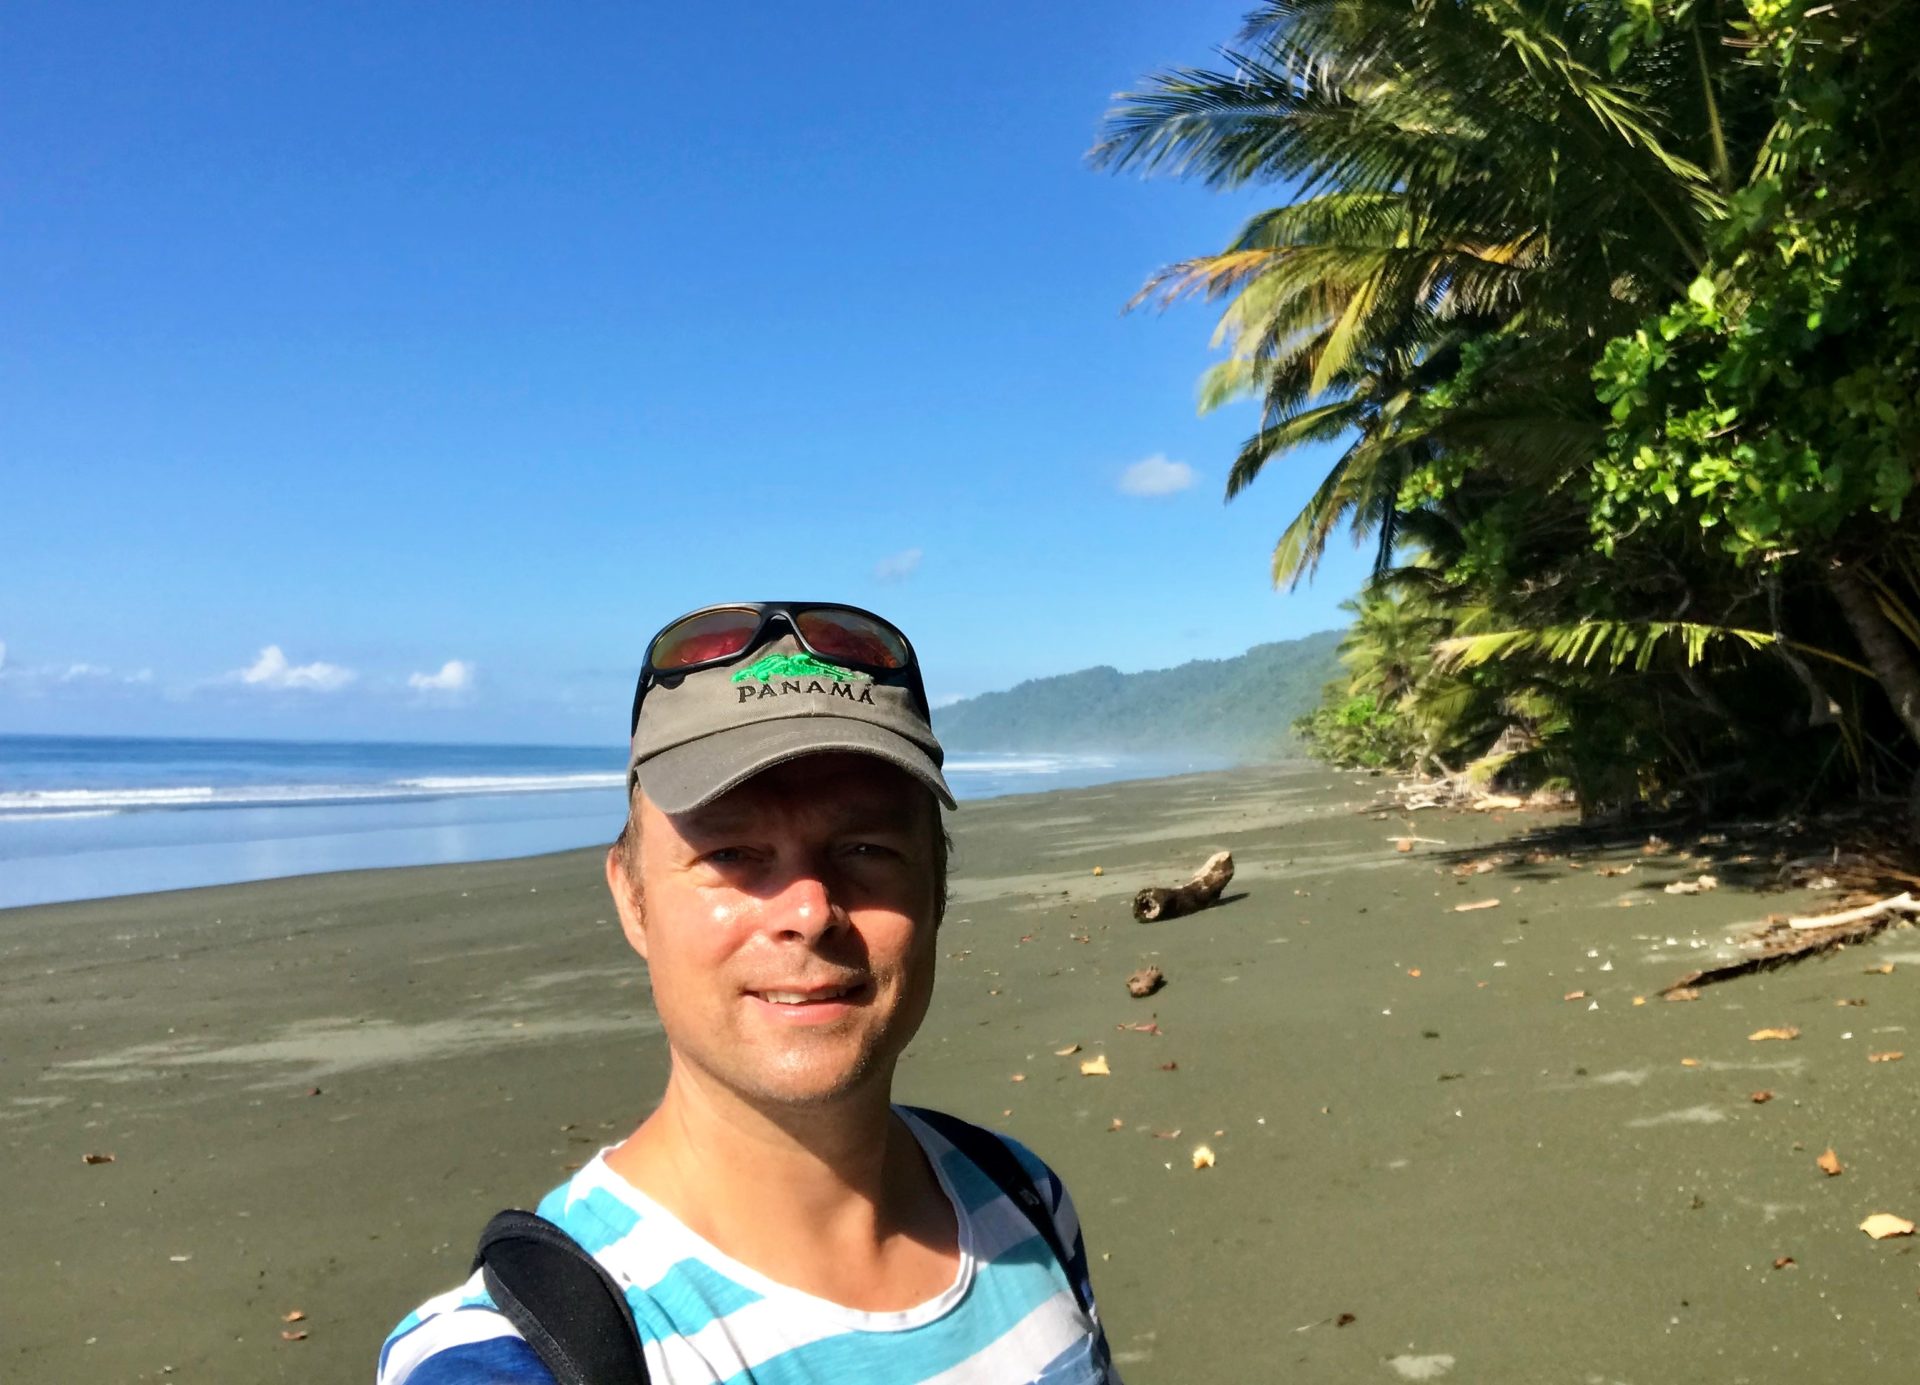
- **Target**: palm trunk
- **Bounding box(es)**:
[1827,560,1920,840]
[1828,560,1920,750]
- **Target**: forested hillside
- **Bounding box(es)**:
[933,630,1341,756]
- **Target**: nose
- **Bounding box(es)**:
[764,869,842,942]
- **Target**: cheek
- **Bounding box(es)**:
[646,895,756,989]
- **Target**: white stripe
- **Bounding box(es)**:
[668,1294,849,1376]
[379,1304,524,1384]
[912,1290,1092,1385]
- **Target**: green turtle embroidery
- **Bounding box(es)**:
[731,651,865,684]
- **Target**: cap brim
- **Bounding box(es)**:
[635,717,957,816]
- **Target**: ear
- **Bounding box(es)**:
[605,844,649,960]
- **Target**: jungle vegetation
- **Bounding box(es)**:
[1099,0,1920,826]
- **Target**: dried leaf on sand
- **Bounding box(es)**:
[1749,1027,1801,1042]
[1817,1148,1844,1177]
[1453,899,1501,913]
[1860,1213,1915,1240]
[81,1153,115,1166]
[1079,1055,1110,1077]
[1869,1051,1904,1063]
[1053,1044,1081,1056]
[1191,1145,1216,1169]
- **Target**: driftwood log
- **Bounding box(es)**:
[1133,850,1234,922]
[1662,893,1920,994]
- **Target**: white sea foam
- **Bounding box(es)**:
[0,786,218,811]
[0,809,122,822]
[391,774,623,794]
[0,773,624,819]
[944,755,1117,775]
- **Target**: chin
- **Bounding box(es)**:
[742,1050,890,1109]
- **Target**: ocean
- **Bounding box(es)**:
[0,734,1230,909]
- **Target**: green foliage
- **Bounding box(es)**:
[1292,692,1422,769]
[1103,0,1920,818]
[1592,0,1920,562]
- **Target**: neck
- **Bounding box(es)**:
[607,1062,917,1254]
[604,1064,961,1310]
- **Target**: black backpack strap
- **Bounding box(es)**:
[901,1106,1095,1318]
[472,1209,649,1385]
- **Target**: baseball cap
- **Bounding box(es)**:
[627,625,955,816]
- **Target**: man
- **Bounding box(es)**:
[380,602,1121,1383]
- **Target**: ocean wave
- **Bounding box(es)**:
[943,754,1117,775]
[0,773,625,819]
[392,774,624,793]
[0,808,123,822]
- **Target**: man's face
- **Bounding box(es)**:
[606,752,942,1111]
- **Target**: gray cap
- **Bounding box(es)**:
[628,632,956,815]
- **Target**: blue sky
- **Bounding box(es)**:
[1,1,1366,746]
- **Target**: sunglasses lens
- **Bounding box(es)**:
[651,609,761,670]
[796,609,910,669]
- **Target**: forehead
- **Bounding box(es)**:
[643,753,930,837]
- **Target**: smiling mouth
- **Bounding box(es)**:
[751,982,867,1006]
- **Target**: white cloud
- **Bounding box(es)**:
[873,547,924,583]
[0,647,152,692]
[1117,454,1196,498]
[408,659,475,693]
[234,645,355,692]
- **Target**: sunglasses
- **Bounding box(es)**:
[629,602,927,733]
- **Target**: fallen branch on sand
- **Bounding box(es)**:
[1787,892,1920,930]
[1661,893,1920,994]
[1133,851,1234,922]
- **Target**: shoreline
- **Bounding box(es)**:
[7,762,1914,1382]
[0,751,1247,913]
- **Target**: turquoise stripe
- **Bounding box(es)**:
[618,1253,766,1339]
[544,1183,767,1339]
[545,1182,642,1249]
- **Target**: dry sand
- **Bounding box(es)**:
[5,763,1917,1382]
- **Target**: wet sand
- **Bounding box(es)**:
[4,763,1915,1382]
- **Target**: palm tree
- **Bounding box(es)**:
[1092,0,1755,585]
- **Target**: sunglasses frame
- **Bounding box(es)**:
[629,601,931,735]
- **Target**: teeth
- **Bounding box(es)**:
[761,987,850,1005]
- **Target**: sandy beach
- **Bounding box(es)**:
[5,762,1915,1382]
